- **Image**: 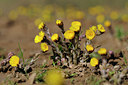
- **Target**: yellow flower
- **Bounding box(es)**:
[90,57,99,67]
[41,43,48,52]
[104,20,111,27]
[96,14,105,23]
[34,35,43,43]
[75,11,85,20]
[85,29,95,40]
[45,69,64,85]
[56,20,63,26]
[110,11,119,20]
[86,45,94,52]
[71,21,81,27]
[64,30,75,40]
[38,22,45,30]
[34,18,42,26]
[97,24,105,33]
[8,10,18,20]
[9,56,19,67]
[89,26,97,32]
[39,31,45,38]
[121,14,128,22]
[51,34,59,42]
[98,48,107,55]
[69,26,80,32]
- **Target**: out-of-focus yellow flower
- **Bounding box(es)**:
[39,31,45,38]
[17,6,27,16]
[41,43,48,52]
[104,20,111,27]
[125,2,128,9]
[51,34,59,42]
[88,7,97,16]
[97,24,105,33]
[34,18,42,26]
[121,14,128,22]
[88,6,104,16]
[9,56,19,67]
[89,26,97,32]
[86,44,94,52]
[56,20,63,26]
[55,7,65,18]
[42,8,53,22]
[85,29,95,40]
[90,57,99,67]
[64,30,75,40]
[96,14,105,23]
[8,10,18,20]
[66,7,76,19]
[69,26,80,32]
[34,35,43,43]
[110,11,119,20]
[38,22,45,30]
[75,11,85,19]
[98,48,107,55]
[71,21,81,27]
[45,69,64,85]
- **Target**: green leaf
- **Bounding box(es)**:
[115,26,125,40]
[18,43,25,66]
[68,42,72,49]
[52,61,56,67]
[123,56,127,65]
[40,62,47,68]
[58,45,63,51]
[109,71,115,76]
[35,70,46,83]
[70,73,77,77]
[90,52,101,59]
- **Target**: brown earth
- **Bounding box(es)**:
[0,17,128,85]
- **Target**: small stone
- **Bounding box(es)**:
[103,82,112,85]
[114,65,120,70]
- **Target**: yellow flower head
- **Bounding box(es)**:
[104,20,111,27]
[90,57,99,67]
[45,69,64,85]
[69,26,80,32]
[38,22,45,30]
[121,14,128,22]
[97,24,105,33]
[41,43,48,52]
[86,44,94,52]
[34,18,42,26]
[9,55,19,67]
[8,10,18,20]
[89,26,97,32]
[34,35,43,43]
[39,31,45,38]
[64,30,75,40]
[51,34,59,42]
[56,20,63,26]
[71,21,81,27]
[96,14,105,23]
[110,11,119,20]
[85,29,95,40]
[98,48,107,55]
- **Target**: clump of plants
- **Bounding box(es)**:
[34,20,107,67]
[0,44,40,83]
[34,20,128,85]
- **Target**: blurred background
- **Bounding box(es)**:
[0,0,128,57]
